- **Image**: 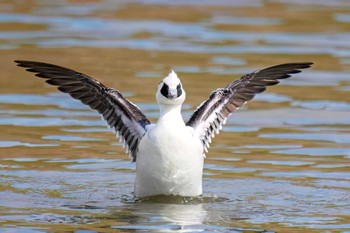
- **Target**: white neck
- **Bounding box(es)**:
[158,103,184,125]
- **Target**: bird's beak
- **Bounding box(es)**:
[167,88,178,99]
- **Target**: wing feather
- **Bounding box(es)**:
[186,62,313,154]
[15,60,151,162]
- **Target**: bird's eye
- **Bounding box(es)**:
[160,83,169,97]
[176,83,182,97]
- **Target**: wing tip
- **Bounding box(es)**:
[14,60,28,67]
[14,60,47,70]
[297,62,313,69]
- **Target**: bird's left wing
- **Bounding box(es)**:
[186,62,313,154]
[15,60,151,162]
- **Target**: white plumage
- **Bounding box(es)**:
[135,71,203,197]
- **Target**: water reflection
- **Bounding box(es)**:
[111,202,207,232]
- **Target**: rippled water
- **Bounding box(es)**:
[1,0,350,232]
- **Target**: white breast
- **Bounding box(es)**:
[135,122,204,198]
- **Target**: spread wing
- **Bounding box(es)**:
[15,60,151,162]
[186,62,313,154]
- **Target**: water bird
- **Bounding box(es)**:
[15,60,312,197]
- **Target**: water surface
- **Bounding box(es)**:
[0,0,350,232]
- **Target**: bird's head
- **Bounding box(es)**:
[156,70,186,105]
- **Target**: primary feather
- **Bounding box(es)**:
[186,62,313,153]
[15,60,150,162]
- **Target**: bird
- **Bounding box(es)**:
[15,60,312,198]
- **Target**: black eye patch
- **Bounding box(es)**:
[160,83,169,97]
[177,84,182,97]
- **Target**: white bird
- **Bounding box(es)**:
[15,60,312,198]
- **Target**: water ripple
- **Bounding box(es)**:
[273,148,350,157]
[1,12,350,57]
[0,117,104,127]
[0,141,58,148]
[42,135,104,142]
[260,133,350,144]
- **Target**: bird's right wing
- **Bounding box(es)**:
[15,60,151,162]
[186,62,313,154]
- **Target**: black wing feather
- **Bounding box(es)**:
[187,62,313,154]
[15,60,151,162]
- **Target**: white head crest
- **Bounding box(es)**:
[156,70,186,105]
[163,70,180,87]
